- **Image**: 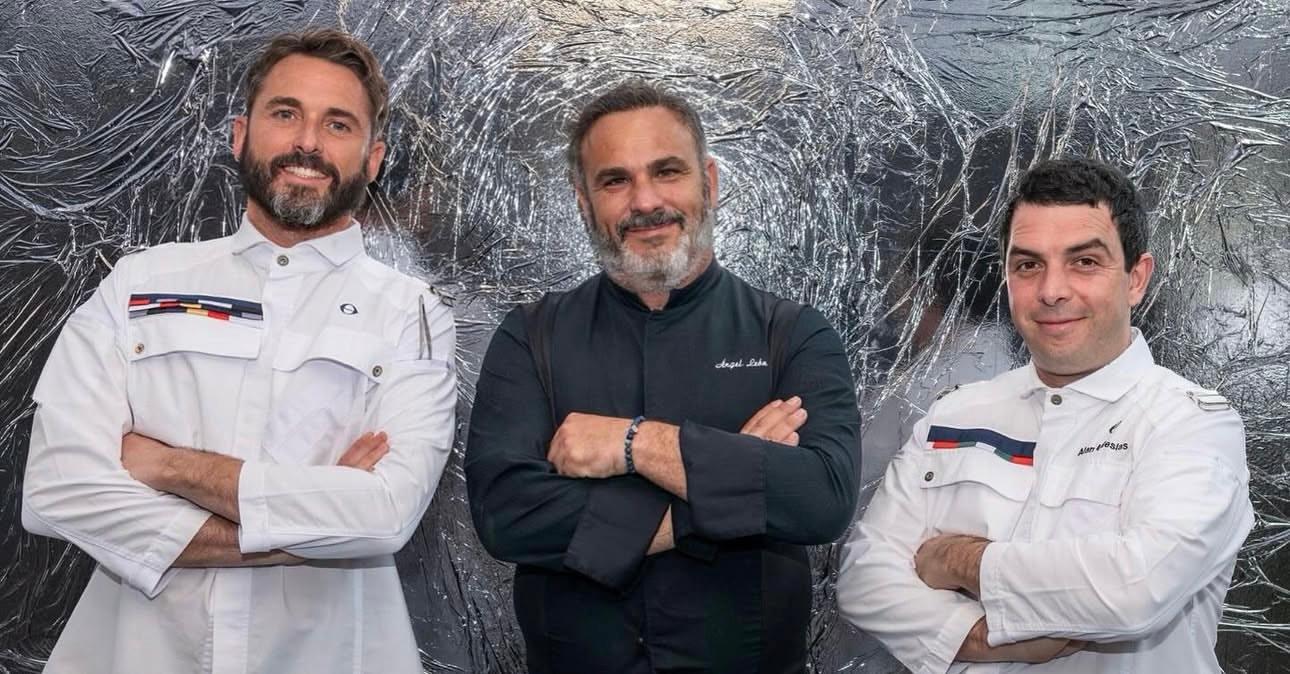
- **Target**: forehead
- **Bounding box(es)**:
[254,54,371,120]
[1008,201,1122,256]
[580,106,699,169]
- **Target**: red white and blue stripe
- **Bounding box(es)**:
[927,425,1036,466]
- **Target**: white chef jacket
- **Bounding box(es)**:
[838,331,1253,674]
[22,217,457,674]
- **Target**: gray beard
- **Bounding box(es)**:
[588,204,716,296]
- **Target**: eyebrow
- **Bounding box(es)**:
[592,155,690,184]
[1008,237,1114,260]
[263,96,364,129]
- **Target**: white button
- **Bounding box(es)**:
[276,255,289,267]
[134,343,145,354]
[371,365,383,378]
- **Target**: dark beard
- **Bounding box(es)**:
[238,147,370,231]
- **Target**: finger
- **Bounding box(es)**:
[353,440,390,472]
[784,431,799,446]
[744,401,801,437]
[740,399,783,433]
[338,432,381,467]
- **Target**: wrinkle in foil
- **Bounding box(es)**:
[1,1,1288,672]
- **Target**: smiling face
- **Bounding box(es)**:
[232,54,386,237]
[576,105,718,299]
[1005,201,1154,387]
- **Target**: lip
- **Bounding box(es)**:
[621,221,679,240]
[276,165,332,183]
[1033,317,1085,334]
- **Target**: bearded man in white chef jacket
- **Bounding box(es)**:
[838,157,1252,674]
[22,29,456,674]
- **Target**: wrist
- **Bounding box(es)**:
[622,415,645,475]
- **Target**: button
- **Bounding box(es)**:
[923,471,934,482]
[276,254,289,267]
[1050,394,1063,405]
[371,365,383,378]
[133,342,145,354]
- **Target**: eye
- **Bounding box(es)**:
[600,176,628,188]
[271,108,295,120]
[1074,257,1099,268]
[1013,260,1040,273]
[327,120,352,134]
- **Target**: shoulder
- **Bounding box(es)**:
[929,366,1031,414]
[1134,365,1243,433]
[114,237,234,281]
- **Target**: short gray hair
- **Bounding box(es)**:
[566,81,709,187]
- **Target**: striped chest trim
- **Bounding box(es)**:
[927,425,1037,466]
[128,293,263,324]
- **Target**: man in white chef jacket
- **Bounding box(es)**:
[21,29,456,674]
[838,157,1253,673]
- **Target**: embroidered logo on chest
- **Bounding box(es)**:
[714,357,768,370]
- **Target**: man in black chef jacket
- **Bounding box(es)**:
[465,81,862,674]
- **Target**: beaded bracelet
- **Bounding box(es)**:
[624,415,645,474]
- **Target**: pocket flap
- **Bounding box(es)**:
[272,327,390,383]
[1039,463,1130,507]
[918,449,1034,502]
[127,316,261,361]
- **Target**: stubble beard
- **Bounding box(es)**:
[586,187,716,296]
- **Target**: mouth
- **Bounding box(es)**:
[278,165,331,181]
[1034,317,1085,334]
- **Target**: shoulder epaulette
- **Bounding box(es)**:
[934,384,961,402]
[428,284,455,307]
[1185,389,1231,411]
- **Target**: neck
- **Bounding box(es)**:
[1033,328,1134,388]
[245,200,354,248]
[632,250,714,311]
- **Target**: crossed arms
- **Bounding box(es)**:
[22,266,456,597]
[838,410,1252,673]
[464,305,861,590]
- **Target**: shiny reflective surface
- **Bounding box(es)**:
[1,1,1286,672]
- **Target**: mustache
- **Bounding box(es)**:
[616,209,685,239]
[271,151,340,184]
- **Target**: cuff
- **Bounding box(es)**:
[919,602,985,674]
[563,477,670,590]
[678,421,766,539]
[236,461,272,554]
[670,500,717,561]
[129,505,210,598]
[979,541,1013,647]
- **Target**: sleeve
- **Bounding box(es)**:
[464,307,671,591]
[676,307,861,543]
[237,289,458,558]
[22,258,211,598]
[836,414,985,674]
[979,405,1255,644]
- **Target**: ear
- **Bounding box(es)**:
[231,115,248,161]
[365,137,387,182]
[703,155,719,206]
[573,180,595,230]
[1127,251,1155,307]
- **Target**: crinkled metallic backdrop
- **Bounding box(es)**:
[1,1,1287,672]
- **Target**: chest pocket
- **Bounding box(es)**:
[126,316,262,448]
[1037,462,1131,536]
[266,327,392,465]
[919,449,1035,540]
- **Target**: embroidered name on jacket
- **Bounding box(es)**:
[714,358,768,369]
[128,293,263,325]
[927,425,1036,466]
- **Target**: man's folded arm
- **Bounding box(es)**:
[979,409,1254,645]
[22,271,212,598]
[837,417,985,674]
[671,307,861,544]
[237,291,458,559]
[464,307,670,590]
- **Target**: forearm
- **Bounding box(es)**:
[152,447,243,522]
[172,515,300,568]
[632,421,687,499]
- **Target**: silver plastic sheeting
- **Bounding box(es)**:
[1,1,1287,672]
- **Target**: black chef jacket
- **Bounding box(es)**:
[466,261,861,673]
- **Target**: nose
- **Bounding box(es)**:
[628,178,665,215]
[292,120,321,155]
[1037,266,1071,306]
